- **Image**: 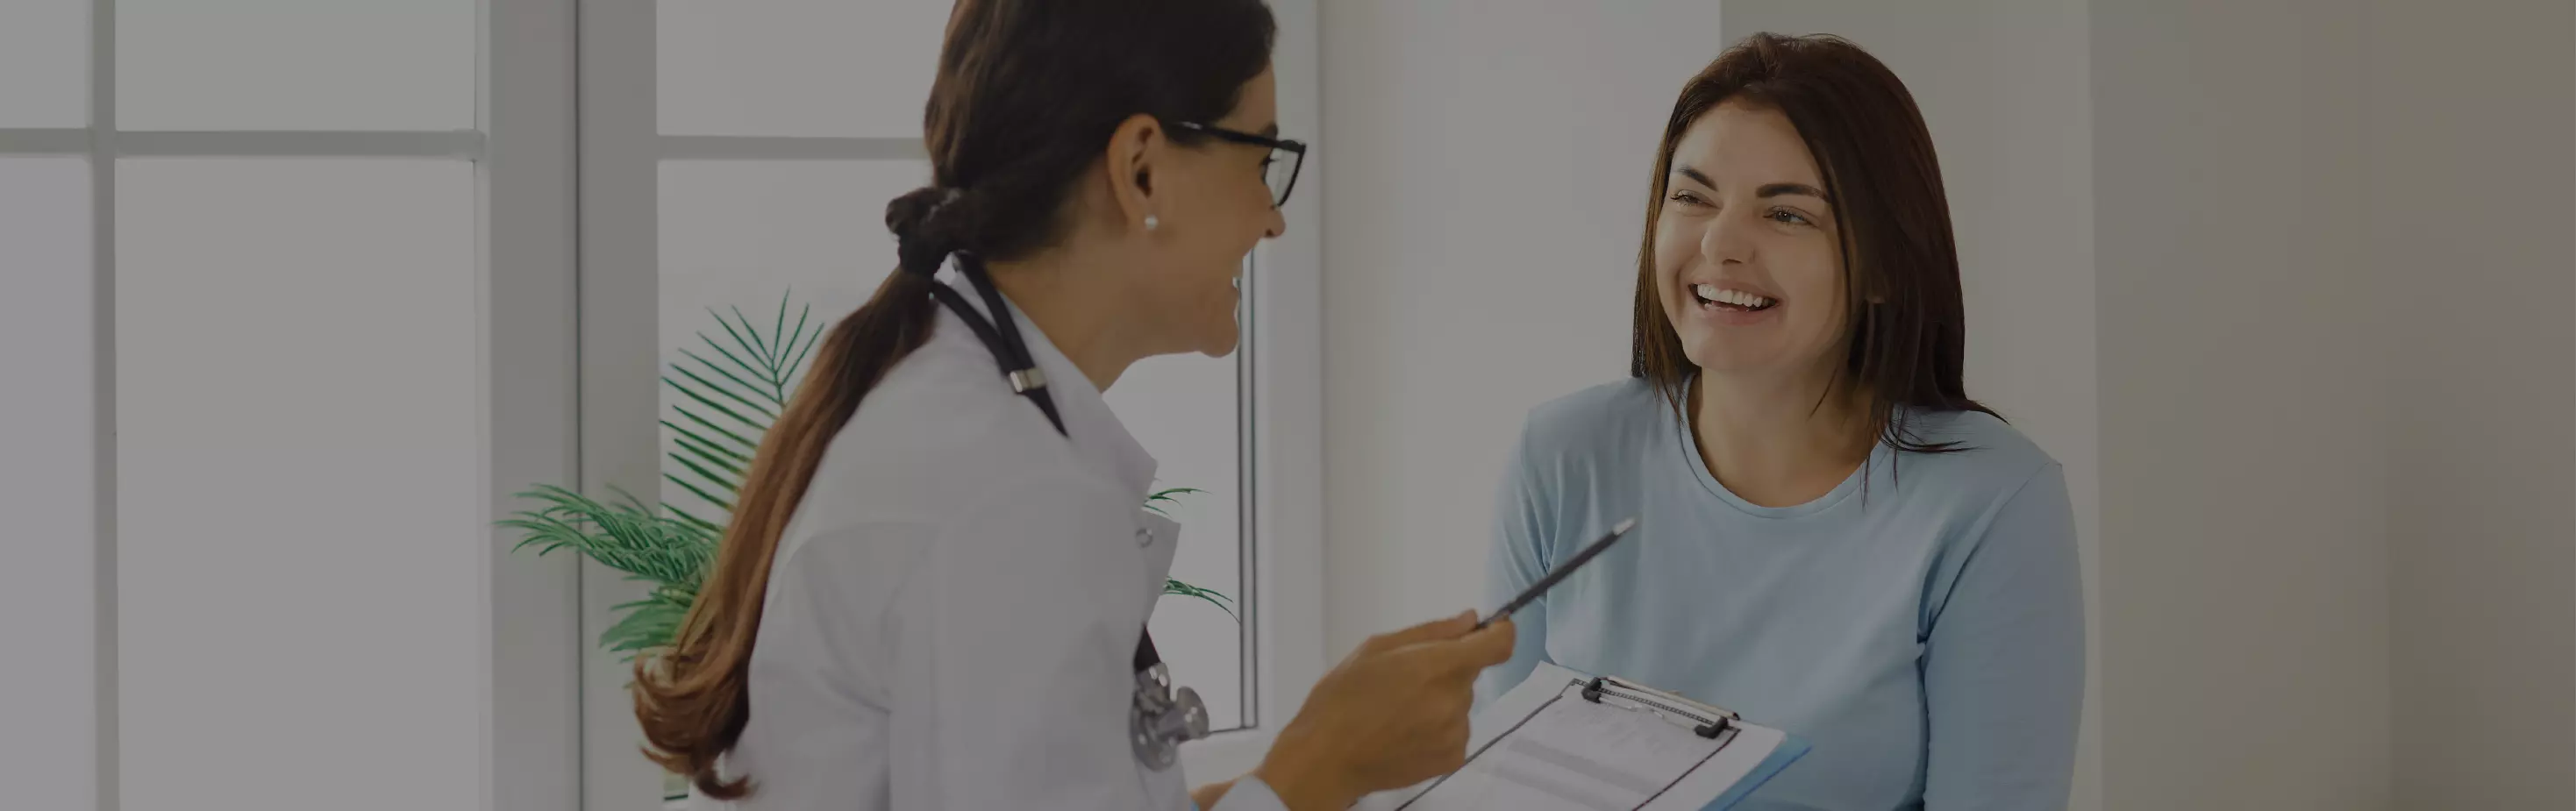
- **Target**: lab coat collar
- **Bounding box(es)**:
[933,273,1161,501]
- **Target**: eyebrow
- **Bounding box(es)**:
[1670,165,1833,203]
[1758,182,1831,203]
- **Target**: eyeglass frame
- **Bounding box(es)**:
[1172,120,1308,209]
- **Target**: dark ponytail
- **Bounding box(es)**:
[631,0,1276,799]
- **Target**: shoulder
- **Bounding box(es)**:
[1887,409,2066,518]
[796,331,1105,533]
[1512,378,1670,465]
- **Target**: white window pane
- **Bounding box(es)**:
[117,159,481,811]
[0,158,95,810]
[118,0,474,131]
[0,0,88,126]
[658,160,920,519]
[1112,351,1250,731]
[659,0,946,137]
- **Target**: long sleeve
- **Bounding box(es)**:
[1920,464,2087,810]
[1477,418,1556,707]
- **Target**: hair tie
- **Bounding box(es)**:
[888,187,966,276]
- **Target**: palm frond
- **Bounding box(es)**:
[668,364,779,424]
[1163,578,1239,622]
[669,409,761,457]
[601,589,696,660]
[674,347,775,412]
[1143,487,1207,517]
[669,380,772,433]
[663,472,738,516]
[502,486,717,589]
[669,432,749,484]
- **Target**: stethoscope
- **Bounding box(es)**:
[928,252,1211,771]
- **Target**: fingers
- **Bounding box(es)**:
[1412,617,1516,676]
[1358,610,1479,655]
[1458,617,1516,665]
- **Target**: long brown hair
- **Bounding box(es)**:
[631,0,1276,798]
[1630,32,1994,454]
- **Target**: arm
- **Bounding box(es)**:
[1922,465,2087,809]
[1476,419,1555,706]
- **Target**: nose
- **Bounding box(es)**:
[1265,203,1287,238]
[1700,208,1753,267]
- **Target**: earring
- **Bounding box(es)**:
[1145,215,1160,232]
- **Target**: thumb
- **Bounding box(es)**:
[1359,610,1479,655]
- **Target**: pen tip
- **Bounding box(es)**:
[1614,517,1637,533]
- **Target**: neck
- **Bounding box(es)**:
[1688,366,1878,506]
[984,253,1146,393]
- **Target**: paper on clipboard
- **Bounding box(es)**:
[1352,663,1804,811]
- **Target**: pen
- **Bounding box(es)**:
[1477,517,1638,629]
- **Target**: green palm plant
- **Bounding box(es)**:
[504,291,1235,660]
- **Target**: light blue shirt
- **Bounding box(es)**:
[1479,381,2083,811]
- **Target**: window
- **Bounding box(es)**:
[0,1,582,808]
[576,3,1325,807]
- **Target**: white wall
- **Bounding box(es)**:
[2370,1,2576,807]
[1319,0,1726,648]
[2092,3,2394,807]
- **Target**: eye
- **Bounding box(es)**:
[1766,208,1814,226]
[1667,190,1710,207]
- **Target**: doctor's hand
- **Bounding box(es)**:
[1252,611,1515,811]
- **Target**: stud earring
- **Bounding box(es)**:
[1145,215,1160,232]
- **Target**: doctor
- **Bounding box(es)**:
[629,1,1515,809]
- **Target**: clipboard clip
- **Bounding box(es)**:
[1581,676,1736,739]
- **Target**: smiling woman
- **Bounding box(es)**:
[1481,32,2084,811]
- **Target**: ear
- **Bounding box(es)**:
[1102,113,1166,233]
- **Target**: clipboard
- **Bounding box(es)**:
[1354,663,1808,811]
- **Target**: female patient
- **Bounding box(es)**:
[1479,33,2081,810]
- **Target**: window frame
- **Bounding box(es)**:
[570,2,1326,807]
[0,0,586,808]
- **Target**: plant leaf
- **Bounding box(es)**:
[668,364,778,424]
[700,337,778,397]
[668,381,770,433]
[667,451,746,500]
[666,503,726,536]
[670,430,751,476]
[724,305,775,366]
[675,347,778,412]
[668,409,760,455]
[1163,578,1239,622]
[664,472,738,515]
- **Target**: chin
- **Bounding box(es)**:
[1680,344,1774,376]
[1198,325,1241,358]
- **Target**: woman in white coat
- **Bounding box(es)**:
[630,2,1516,809]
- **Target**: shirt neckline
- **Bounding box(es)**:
[1660,388,1891,520]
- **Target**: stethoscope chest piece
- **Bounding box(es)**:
[1129,661,1210,770]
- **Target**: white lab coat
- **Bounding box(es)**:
[700,279,1289,811]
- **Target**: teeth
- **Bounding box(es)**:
[1695,283,1772,309]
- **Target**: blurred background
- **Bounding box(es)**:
[2,1,2569,809]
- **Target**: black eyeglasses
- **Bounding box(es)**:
[1174,121,1307,208]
